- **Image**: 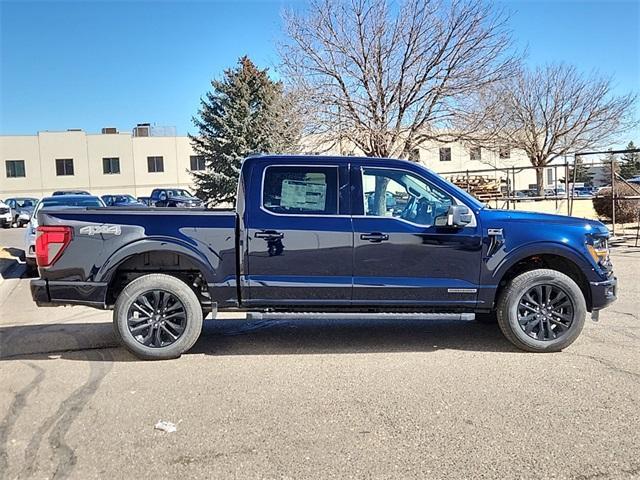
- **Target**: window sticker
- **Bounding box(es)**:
[280,179,327,211]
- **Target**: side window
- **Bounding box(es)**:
[262,166,338,215]
[362,168,453,226]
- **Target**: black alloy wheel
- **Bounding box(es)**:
[517,284,574,341]
[127,290,187,348]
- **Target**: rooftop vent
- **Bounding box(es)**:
[67,128,82,132]
[101,127,118,134]
[133,123,150,137]
[132,123,176,137]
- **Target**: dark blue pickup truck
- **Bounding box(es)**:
[31,155,616,359]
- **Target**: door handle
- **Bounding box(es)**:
[360,232,389,242]
[255,230,284,240]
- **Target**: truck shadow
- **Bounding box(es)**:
[0,247,26,280]
[0,317,520,361]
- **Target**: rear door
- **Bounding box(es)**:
[244,160,353,306]
[351,163,483,307]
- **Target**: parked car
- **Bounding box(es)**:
[513,189,537,198]
[52,190,91,196]
[0,200,11,228]
[136,196,151,206]
[101,194,147,208]
[627,176,640,185]
[149,188,204,208]
[4,197,38,227]
[31,155,616,359]
[24,195,105,271]
[572,187,593,198]
[544,188,566,198]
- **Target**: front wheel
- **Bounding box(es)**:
[496,269,586,352]
[113,274,203,360]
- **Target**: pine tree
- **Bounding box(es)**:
[190,56,300,205]
[566,155,594,186]
[619,141,640,179]
[601,150,621,182]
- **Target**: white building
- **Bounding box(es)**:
[0,124,557,198]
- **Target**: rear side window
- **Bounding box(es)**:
[262,166,338,215]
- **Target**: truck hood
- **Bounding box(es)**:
[482,208,609,235]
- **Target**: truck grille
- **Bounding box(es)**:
[0,208,9,214]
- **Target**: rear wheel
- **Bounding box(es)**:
[113,274,203,360]
[497,269,586,352]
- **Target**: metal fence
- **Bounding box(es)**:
[438,156,640,239]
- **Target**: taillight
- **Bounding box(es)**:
[35,226,73,267]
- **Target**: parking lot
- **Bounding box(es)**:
[1,226,639,479]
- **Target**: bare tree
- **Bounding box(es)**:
[474,64,638,193]
[280,0,519,159]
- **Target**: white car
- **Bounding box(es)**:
[0,200,12,228]
[24,195,105,270]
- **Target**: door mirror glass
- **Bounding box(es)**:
[435,205,473,228]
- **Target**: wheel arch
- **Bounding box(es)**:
[99,239,217,308]
[491,243,594,311]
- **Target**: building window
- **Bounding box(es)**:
[55,158,74,176]
[470,147,481,161]
[499,147,511,159]
[147,156,164,173]
[102,157,120,174]
[547,168,554,184]
[439,147,452,162]
[5,160,26,178]
[190,155,206,171]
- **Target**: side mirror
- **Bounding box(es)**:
[434,205,472,228]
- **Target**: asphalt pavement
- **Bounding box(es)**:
[1,226,639,479]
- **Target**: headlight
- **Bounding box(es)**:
[587,236,610,265]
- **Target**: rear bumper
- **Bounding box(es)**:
[30,278,108,308]
[590,276,617,311]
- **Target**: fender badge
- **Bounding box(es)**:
[79,225,121,236]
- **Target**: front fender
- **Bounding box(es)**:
[488,241,599,285]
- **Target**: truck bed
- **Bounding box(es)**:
[33,207,238,309]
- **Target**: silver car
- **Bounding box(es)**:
[4,197,38,227]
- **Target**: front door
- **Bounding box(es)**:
[352,165,483,307]
[245,162,353,306]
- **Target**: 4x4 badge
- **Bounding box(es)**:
[79,225,121,236]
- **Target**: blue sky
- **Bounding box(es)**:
[1,0,639,142]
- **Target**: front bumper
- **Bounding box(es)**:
[30,278,108,308]
[590,276,617,310]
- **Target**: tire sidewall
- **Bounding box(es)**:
[501,271,586,352]
[114,275,203,360]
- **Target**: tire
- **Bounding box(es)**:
[474,312,497,324]
[113,274,203,360]
[496,269,586,352]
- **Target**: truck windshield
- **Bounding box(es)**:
[166,190,194,198]
[36,198,104,214]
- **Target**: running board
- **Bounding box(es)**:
[245,312,476,321]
